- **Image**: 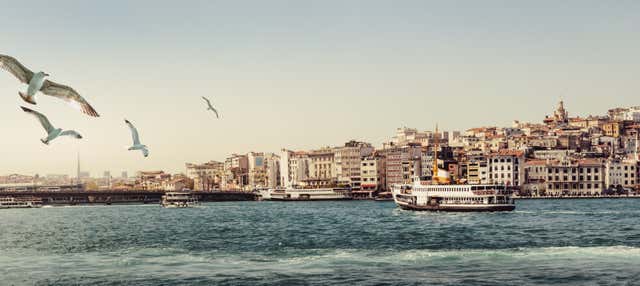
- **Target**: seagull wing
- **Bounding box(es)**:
[202,96,212,108]
[20,106,54,134]
[0,54,34,84]
[211,107,220,118]
[202,97,220,118]
[142,148,149,157]
[40,80,99,117]
[60,130,83,139]
[125,119,141,145]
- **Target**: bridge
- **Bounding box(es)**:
[0,190,259,205]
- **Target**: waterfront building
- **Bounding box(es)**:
[334,140,374,190]
[186,161,224,191]
[262,153,281,189]
[137,171,172,191]
[305,147,337,187]
[358,154,385,198]
[382,144,422,190]
[279,149,310,188]
[604,159,637,189]
[162,177,191,191]
[465,160,489,185]
[247,152,267,189]
[543,159,604,196]
[523,160,549,196]
[487,150,525,187]
[223,154,249,190]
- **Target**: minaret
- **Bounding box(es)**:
[433,124,439,182]
[635,132,639,162]
[76,151,81,185]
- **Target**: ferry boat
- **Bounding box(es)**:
[0,197,43,209]
[161,192,199,208]
[263,187,352,201]
[391,126,515,212]
[392,178,515,212]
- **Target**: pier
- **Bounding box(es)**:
[0,190,259,206]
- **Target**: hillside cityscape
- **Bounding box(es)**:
[2,100,639,198]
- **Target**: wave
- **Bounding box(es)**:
[4,246,640,286]
[515,210,640,215]
[103,245,640,267]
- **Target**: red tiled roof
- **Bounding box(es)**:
[489,150,525,157]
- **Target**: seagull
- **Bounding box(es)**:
[0,54,99,117]
[125,119,149,157]
[201,96,220,118]
[20,106,83,145]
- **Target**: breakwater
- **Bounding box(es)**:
[0,190,259,205]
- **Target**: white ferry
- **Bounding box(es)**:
[161,192,199,208]
[391,125,515,212]
[0,197,43,209]
[263,187,352,201]
[392,177,515,212]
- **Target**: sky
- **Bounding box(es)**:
[1,0,639,176]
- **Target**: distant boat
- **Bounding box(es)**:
[264,187,352,201]
[161,192,199,208]
[374,191,394,202]
[0,197,43,209]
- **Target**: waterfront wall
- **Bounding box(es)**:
[0,190,259,205]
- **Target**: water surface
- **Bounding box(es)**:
[1,200,639,285]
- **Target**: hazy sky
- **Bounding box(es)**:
[1,0,639,176]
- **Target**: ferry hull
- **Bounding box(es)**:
[396,201,515,212]
[269,197,352,201]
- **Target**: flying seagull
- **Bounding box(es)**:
[201,97,220,118]
[20,106,83,145]
[0,54,99,117]
[125,119,149,157]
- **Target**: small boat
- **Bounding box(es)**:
[0,197,43,209]
[264,187,352,201]
[374,192,394,201]
[161,192,199,208]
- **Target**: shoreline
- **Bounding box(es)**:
[514,195,640,200]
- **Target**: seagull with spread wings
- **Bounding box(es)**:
[20,106,83,145]
[125,119,149,158]
[0,54,99,117]
[201,96,220,118]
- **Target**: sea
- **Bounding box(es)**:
[1,199,640,286]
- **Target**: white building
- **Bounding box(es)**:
[487,150,525,186]
[605,159,637,189]
[360,156,384,196]
[280,149,310,188]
